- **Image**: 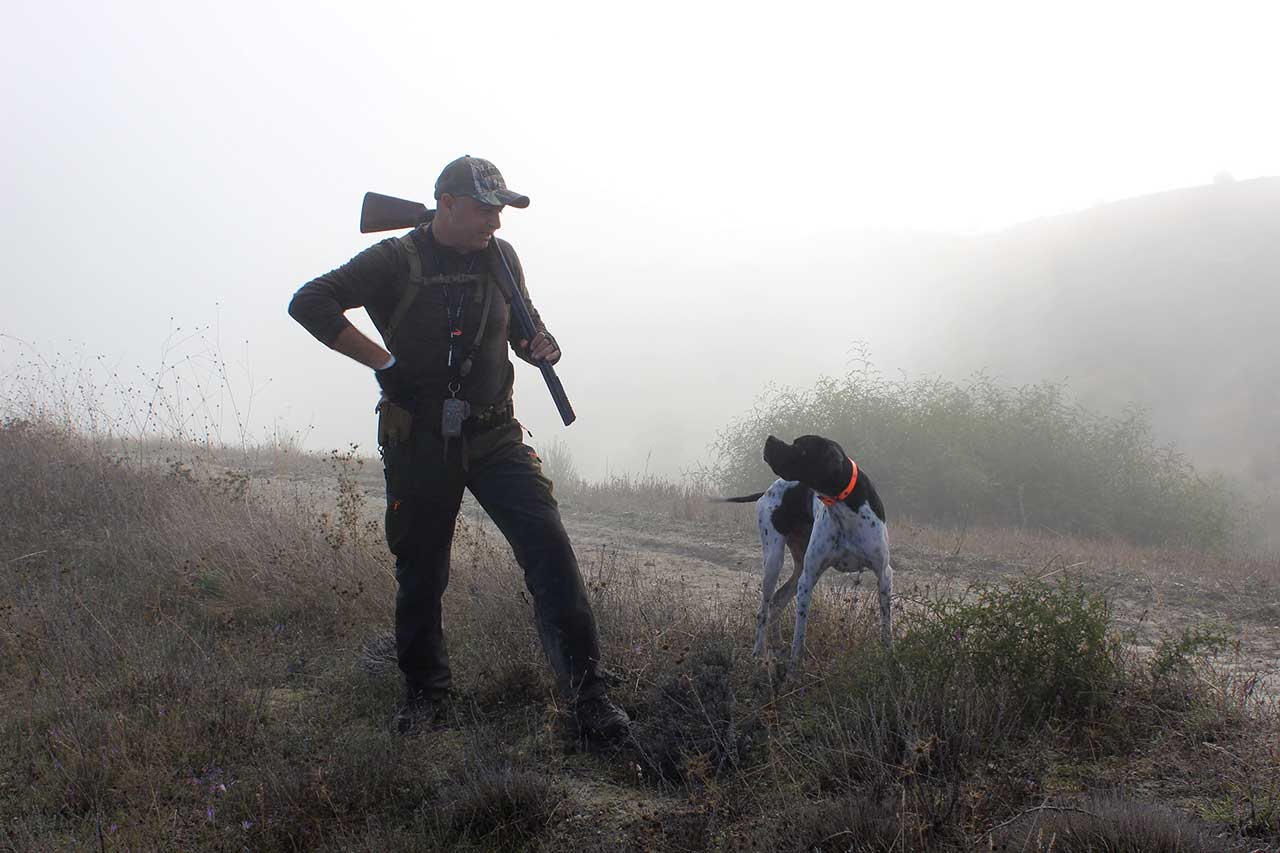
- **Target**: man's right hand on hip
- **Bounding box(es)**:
[375,356,409,403]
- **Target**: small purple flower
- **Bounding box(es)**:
[241,820,253,831]
[108,824,118,834]
[206,805,215,821]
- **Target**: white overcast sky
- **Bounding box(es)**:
[3,0,1278,477]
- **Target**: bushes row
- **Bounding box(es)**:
[705,363,1235,548]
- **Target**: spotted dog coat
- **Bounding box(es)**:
[721,435,892,663]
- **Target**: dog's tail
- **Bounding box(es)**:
[709,492,766,504]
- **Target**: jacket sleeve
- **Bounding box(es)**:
[496,241,550,365]
[288,239,400,347]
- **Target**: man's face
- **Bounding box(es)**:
[439,194,503,252]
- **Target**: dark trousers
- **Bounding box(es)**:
[381,419,605,703]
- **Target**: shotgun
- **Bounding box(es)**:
[359,191,434,233]
[358,191,577,426]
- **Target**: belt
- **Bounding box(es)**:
[410,397,514,437]
[464,400,514,435]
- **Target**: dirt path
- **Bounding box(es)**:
[328,472,1279,695]
[552,501,1280,695]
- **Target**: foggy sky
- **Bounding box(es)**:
[4,0,1279,479]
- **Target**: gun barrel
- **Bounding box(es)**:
[490,241,577,426]
[360,192,434,233]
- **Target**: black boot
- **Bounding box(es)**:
[393,690,448,736]
[574,693,631,741]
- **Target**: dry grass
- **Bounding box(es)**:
[896,516,1280,586]
[2,419,1278,851]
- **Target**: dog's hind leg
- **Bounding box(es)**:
[768,538,806,642]
[753,533,786,658]
[790,549,832,665]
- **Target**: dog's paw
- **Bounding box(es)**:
[769,657,792,685]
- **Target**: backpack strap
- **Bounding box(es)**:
[383,232,424,351]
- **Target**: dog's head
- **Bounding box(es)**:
[763,434,851,495]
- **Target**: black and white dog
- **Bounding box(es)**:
[720,435,892,663]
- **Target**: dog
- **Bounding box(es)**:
[718,435,892,663]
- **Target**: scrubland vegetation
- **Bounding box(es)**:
[2,346,1278,851]
[705,359,1241,550]
[1,417,1277,852]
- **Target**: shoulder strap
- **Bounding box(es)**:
[457,278,495,379]
[383,232,425,350]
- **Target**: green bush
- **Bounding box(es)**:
[704,362,1236,547]
[782,576,1121,833]
[1149,624,1229,681]
[896,577,1120,723]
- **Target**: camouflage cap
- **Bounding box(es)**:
[434,156,530,209]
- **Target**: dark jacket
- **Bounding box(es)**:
[288,226,548,409]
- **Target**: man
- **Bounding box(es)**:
[288,156,630,740]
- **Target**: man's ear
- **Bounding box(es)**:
[436,193,455,219]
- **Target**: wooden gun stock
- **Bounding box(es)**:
[360,192,435,233]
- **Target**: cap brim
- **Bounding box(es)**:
[474,189,530,209]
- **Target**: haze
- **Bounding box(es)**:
[4,0,1279,482]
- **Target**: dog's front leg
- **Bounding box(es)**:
[753,536,786,658]
[877,560,894,648]
[867,535,893,648]
[790,550,830,666]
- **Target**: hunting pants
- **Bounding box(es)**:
[381,419,605,703]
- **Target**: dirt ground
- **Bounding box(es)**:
[546,496,1280,697]
[322,461,1279,697]
[188,454,1280,846]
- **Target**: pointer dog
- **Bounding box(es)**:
[720,435,892,663]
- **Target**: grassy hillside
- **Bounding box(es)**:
[2,419,1277,851]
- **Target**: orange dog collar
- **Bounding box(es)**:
[818,459,859,507]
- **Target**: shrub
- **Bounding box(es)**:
[538,438,581,493]
[896,576,1120,723]
[630,643,762,784]
[704,361,1236,548]
[1149,623,1229,681]
[433,757,565,847]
